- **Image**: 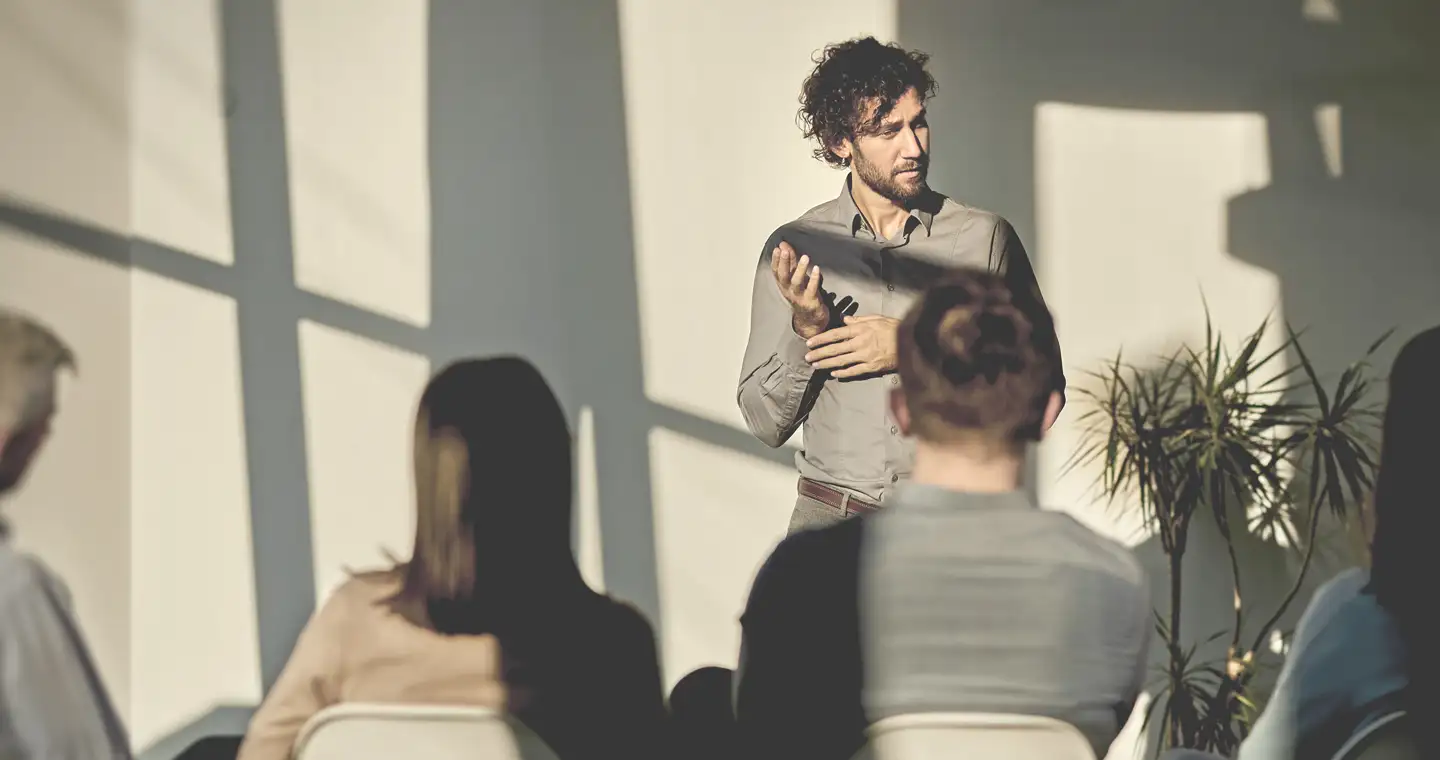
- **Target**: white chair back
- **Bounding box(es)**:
[866,712,1096,760]
[293,703,562,760]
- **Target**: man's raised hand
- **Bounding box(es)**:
[771,241,830,340]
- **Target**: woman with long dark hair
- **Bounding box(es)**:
[1238,328,1437,759]
[239,357,666,760]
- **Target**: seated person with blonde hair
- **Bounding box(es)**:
[239,357,666,760]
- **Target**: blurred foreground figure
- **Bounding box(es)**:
[0,309,132,759]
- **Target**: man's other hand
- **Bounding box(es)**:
[804,315,900,378]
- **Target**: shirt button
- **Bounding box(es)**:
[891,474,899,483]
[887,284,895,291]
[890,426,898,434]
[891,376,899,386]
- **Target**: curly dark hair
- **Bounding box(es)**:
[798,37,938,168]
[897,268,1058,445]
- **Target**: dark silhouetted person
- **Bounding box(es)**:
[239,357,666,760]
[734,269,1148,760]
[666,666,739,760]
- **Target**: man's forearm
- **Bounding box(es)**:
[738,251,822,447]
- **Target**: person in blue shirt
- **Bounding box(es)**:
[1238,325,1438,760]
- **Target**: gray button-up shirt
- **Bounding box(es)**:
[861,484,1151,757]
[737,177,1064,502]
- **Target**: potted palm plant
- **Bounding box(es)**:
[1069,310,1388,756]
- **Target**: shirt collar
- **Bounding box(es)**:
[834,174,936,238]
[891,482,1035,511]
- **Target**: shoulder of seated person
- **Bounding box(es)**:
[763,518,863,578]
[589,595,655,635]
[321,568,404,611]
[1300,567,1372,624]
[1313,566,1368,599]
[1048,513,1149,588]
[0,545,65,606]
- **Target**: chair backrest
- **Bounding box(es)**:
[1333,711,1419,760]
[866,713,1096,760]
[293,703,562,760]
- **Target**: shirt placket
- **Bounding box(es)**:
[878,231,907,502]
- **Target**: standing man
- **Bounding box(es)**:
[738,36,1064,533]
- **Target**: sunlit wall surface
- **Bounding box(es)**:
[1035,104,1278,543]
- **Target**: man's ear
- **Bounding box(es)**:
[832,138,854,163]
[1040,390,1063,437]
[889,387,911,436]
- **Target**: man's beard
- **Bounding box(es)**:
[852,148,928,205]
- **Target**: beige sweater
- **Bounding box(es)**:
[237,571,506,760]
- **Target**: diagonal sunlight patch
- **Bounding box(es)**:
[130,270,260,748]
[131,0,234,264]
[0,0,130,234]
[575,405,606,593]
[298,319,431,604]
[278,0,431,327]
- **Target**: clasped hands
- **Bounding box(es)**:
[771,241,899,379]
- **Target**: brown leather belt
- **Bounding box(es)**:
[798,478,882,516]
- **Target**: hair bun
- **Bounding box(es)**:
[934,300,1031,385]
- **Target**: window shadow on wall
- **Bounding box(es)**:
[2,0,794,756]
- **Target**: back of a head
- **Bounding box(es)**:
[0,309,75,500]
[896,268,1058,449]
[1369,326,1440,750]
[398,356,583,634]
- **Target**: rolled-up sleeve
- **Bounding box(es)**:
[737,236,819,448]
[990,219,1067,402]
